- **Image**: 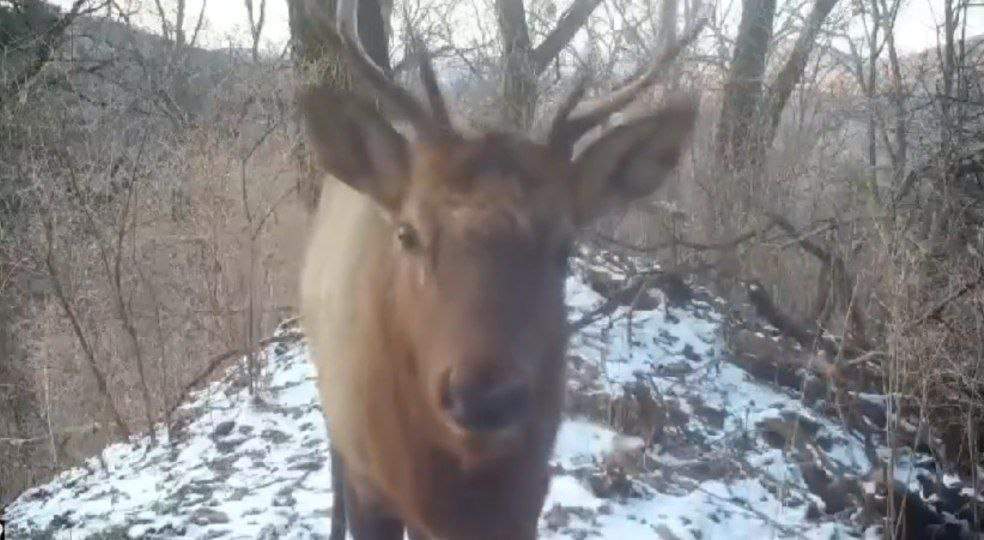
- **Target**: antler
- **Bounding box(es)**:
[323,0,452,140]
[548,18,707,158]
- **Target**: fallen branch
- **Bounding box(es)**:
[571,278,646,330]
[593,223,772,254]
[743,280,838,356]
[166,333,302,420]
[0,423,102,448]
[902,273,984,333]
[766,213,872,351]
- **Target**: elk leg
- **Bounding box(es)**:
[342,473,406,540]
[329,445,347,540]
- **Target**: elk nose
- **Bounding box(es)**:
[443,375,531,433]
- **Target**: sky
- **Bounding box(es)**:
[57,0,982,57]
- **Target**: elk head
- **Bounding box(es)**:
[300,0,701,464]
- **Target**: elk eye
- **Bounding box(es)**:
[396,223,419,250]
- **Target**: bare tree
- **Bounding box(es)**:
[104,0,209,127]
[757,0,838,150]
[245,0,267,62]
[287,0,392,74]
[716,0,840,171]
[287,0,393,207]
[495,0,603,128]
[715,0,776,170]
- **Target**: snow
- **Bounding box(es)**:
[7,338,335,539]
[6,253,976,538]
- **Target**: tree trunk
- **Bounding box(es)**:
[496,0,537,130]
[287,0,392,78]
[658,0,680,90]
[495,0,601,130]
[864,0,879,198]
[883,1,906,182]
[715,0,776,171]
[287,0,392,208]
[758,0,838,150]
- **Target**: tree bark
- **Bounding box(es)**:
[658,0,680,90]
[715,0,776,170]
[245,0,267,62]
[496,0,603,130]
[758,0,838,149]
[531,0,602,74]
[658,0,679,52]
[287,0,392,77]
[287,0,392,208]
[496,0,537,129]
[882,0,905,181]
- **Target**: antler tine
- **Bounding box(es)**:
[411,34,452,130]
[547,75,589,155]
[549,18,707,158]
[332,0,445,140]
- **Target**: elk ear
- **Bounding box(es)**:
[300,87,410,211]
[571,101,696,224]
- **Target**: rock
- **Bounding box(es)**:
[806,502,822,520]
[209,455,238,477]
[654,524,683,540]
[191,507,230,525]
[149,523,187,536]
[657,360,693,377]
[215,438,247,454]
[588,466,636,499]
[273,486,295,507]
[49,511,74,529]
[175,479,215,501]
[212,420,236,438]
[258,523,282,540]
[261,429,292,444]
[686,397,725,430]
[288,459,324,472]
[756,414,821,450]
[228,487,250,502]
[24,486,50,501]
[681,344,701,363]
[675,460,735,483]
[543,504,570,530]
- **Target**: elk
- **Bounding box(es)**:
[299,2,701,537]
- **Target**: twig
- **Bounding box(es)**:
[593,223,772,254]
[166,333,302,420]
[41,212,130,438]
[0,423,102,447]
[902,273,984,332]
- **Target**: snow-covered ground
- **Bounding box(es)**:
[6,253,980,539]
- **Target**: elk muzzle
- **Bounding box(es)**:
[441,367,532,434]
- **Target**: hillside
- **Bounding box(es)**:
[6,250,981,539]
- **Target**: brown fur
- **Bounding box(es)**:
[298,23,696,537]
[302,135,573,539]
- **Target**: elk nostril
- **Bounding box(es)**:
[444,379,531,433]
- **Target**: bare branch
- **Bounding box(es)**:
[531,0,602,74]
[548,18,707,158]
[40,211,130,439]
